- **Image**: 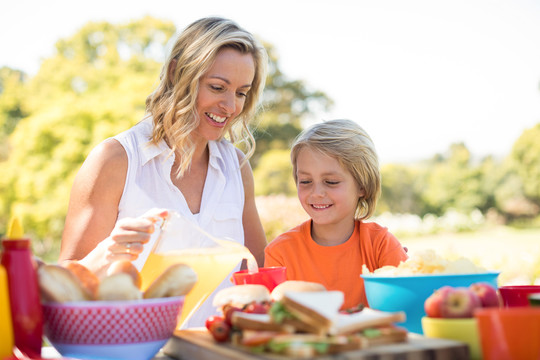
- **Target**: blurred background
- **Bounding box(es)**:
[1,0,539,285]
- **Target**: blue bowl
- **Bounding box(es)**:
[361,271,499,334]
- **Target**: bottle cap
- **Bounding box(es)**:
[6,217,23,239]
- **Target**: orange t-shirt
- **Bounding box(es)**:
[264,219,408,309]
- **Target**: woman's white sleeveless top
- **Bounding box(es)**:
[112,117,245,328]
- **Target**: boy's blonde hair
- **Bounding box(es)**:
[145,17,268,176]
[291,119,381,220]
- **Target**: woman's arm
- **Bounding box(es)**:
[60,139,125,260]
[237,149,266,268]
[60,139,157,277]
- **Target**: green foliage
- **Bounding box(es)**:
[251,42,333,167]
[0,67,28,160]
[0,17,175,255]
[419,143,489,216]
[378,138,540,223]
[379,163,424,215]
[510,123,540,204]
[253,149,296,196]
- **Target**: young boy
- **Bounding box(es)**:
[264,119,408,309]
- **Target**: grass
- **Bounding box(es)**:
[399,227,540,286]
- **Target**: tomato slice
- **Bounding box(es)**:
[241,330,278,346]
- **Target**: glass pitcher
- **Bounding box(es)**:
[138,210,257,328]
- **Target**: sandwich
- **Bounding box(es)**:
[231,312,295,333]
[212,284,272,314]
[209,283,408,357]
[332,307,406,335]
[261,333,360,357]
[270,280,327,302]
[270,290,343,335]
[263,290,406,356]
[213,284,272,310]
[213,284,275,327]
[217,282,329,333]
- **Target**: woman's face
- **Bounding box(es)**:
[195,47,255,141]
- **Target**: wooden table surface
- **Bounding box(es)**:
[161,328,471,360]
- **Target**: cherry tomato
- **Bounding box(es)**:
[208,318,231,342]
[205,315,224,330]
[223,305,242,326]
[244,301,268,314]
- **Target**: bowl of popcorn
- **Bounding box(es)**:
[360,250,499,334]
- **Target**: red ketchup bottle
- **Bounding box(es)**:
[1,218,43,357]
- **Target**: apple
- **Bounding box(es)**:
[424,286,453,318]
[469,282,501,308]
[440,287,481,318]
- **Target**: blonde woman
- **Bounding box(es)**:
[60,17,268,325]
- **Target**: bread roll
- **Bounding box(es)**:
[38,264,90,302]
[271,281,326,301]
[98,273,142,301]
[62,260,100,300]
[213,284,271,308]
[106,260,141,289]
[143,263,197,299]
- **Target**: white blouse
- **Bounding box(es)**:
[111,116,245,327]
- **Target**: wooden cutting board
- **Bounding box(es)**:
[162,329,470,360]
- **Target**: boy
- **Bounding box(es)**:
[264,119,408,309]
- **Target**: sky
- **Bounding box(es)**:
[2,0,540,164]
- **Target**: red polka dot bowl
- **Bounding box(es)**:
[42,296,184,360]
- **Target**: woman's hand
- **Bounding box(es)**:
[79,209,169,278]
[102,216,157,261]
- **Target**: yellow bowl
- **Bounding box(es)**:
[421,316,481,360]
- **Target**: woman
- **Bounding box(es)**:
[59,17,268,326]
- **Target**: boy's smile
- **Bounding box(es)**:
[295,147,364,244]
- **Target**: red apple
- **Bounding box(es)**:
[440,287,482,318]
[469,282,501,308]
[424,286,452,318]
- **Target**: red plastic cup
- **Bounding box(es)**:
[499,285,540,307]
[232,266,287,291]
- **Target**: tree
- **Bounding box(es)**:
[0,17,175,258]
[0,67,28,160]
[420,143,486,216]
[379,163,424,215]
[510,123,540,206]
[250,42,333,167]
[253,149,296,196]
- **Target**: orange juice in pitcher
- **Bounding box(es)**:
[139,211,258,328]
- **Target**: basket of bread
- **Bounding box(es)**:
[37,259,197,360]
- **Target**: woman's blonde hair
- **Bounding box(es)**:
[290,119,381,220]
[146,17,268,175]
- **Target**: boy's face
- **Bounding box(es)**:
[295,147,364,229]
